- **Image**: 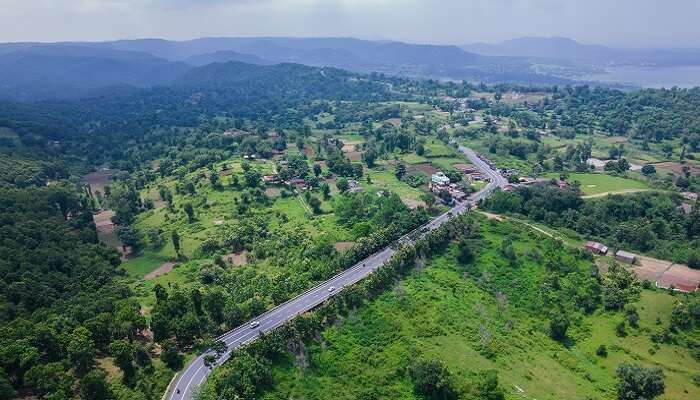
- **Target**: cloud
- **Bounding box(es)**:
[0,0,698,48]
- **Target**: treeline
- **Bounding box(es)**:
[551,86,700,143]
[482,186,700,265]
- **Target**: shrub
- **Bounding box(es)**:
[596,344,608,357]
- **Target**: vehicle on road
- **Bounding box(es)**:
[250,321,260,329]
[328,286,336,292]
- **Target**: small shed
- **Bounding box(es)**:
[615,250,637,264]
[585,241,609,255]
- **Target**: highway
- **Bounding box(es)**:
[167,146,507,400]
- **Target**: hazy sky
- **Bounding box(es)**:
[1,0,699,48]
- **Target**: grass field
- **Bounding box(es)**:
[546,172,651,196]
[260,219,699,400]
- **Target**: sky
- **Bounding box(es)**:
[1,0,699,48]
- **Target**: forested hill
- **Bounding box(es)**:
[174,62,391,100]
[0,61,398,169]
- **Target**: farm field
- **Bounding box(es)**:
[546,172,652,196]
[260,218,700,400]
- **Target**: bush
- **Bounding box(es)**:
[408,359,458,400]
[549,312,570,342]
[596,344,608,357]
[616,321,627,337]
[616,362,665,400]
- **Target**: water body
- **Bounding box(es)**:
[583,65,700,89]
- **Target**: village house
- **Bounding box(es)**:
[615,250,637,264]
[681,192,698,201]
[431,172,451,186]
[656,276,699,293]
[585,241,609,255]
[262,175,280,184]
[288,178,306,189]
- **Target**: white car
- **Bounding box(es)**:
[328,286,336,292]
[250,321,260,329]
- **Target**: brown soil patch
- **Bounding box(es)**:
[655,161,698,176]
[385,118,401,126]
[479,211,504,221]
[96,357,122,379]
[144,262,177,280]
[225,251,248,267]
[452,163,476,172]
[664,264,700,282]
[629,256,671,281]
[402,198,426,209]
[346,151,363,161]
[265,187,282,197]
[83,169,114,193]
[334,241,357,252]
[94,210,115,232]
[303,144,316,158]
[342,143,359,153]
[412,163,438,175]
[608,136,628,143]
[212,219,224,226]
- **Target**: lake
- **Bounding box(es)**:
[583,65,700,88]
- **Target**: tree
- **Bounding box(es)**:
[79,370,113,400]
[363,148,378,167]
[457,239,475,264]
[395,162,407,180]
[617,158,631,173]
[416,143,425,156]
[109,340,135,381]
[641,164,656,176]
[0,371,16,400]
[160,340,183,370]
[624,305,639,328]
[68,326,95,374]
[115,225,142,253]
[603,263,641,310]
[184,203,195,223]
[308,196,322,214]
[203,289,227,325]
[616,363,664,400]
[549,311,570,342]
[25,363,73,399]
[420,192,437,211]
[320,183,331,199]
[313,163,322,177]
[244,169,261,187]
[408,359,458,400]
[336,177,349,193]
[171,230,181,257]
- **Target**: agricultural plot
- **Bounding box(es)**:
[546,172,651,196]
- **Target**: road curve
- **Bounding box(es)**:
[167,146,506,400]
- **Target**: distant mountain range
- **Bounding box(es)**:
[463,37,700,67]
[0,37,573,100]
[1,36,699,101]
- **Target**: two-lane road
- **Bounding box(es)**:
[168,146,506,400]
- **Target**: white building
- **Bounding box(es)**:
[431,172,450,186]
